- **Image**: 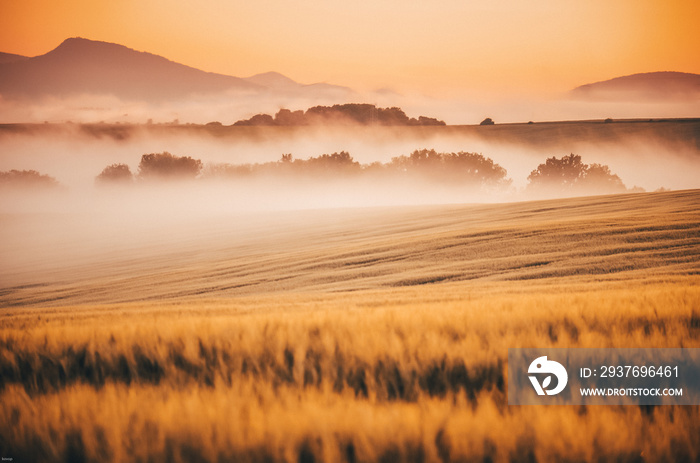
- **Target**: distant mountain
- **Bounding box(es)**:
[0,38,260,101]
[571,72,700,101]
[244,71,300,89]
[0,38,352,102]
[0,52,29,64]
[243,71,353,98]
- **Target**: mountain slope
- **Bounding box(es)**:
[0,38,351,102]
[243,71,353,97]
[0,38,262,101]
[571,71,700,101]
[244,71,300,89]
[0,52,29,64]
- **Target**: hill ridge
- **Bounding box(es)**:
[571,71,700,101]
[0,37,351,102]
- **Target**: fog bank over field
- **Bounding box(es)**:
[0,121,697,289]
[2,89,700,126]
[2,189,699,306]
[0,120,698,198]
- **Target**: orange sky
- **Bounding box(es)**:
[2,0,699,96]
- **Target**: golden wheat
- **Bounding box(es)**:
[1,281,699,462]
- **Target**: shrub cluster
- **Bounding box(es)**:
[233,104,446,127]
[527,153,626,193]
[0,169,61,189]
[96,152,202,185]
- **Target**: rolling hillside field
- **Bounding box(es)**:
[1,190,699,461]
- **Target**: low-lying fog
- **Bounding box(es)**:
[2,88,699,126]
[1,121,698,197]
[1,121,698,292]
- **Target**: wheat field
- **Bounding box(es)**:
[1,190,700,462]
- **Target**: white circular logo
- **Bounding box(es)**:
[528,356,568,396]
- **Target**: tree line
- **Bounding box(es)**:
[94,151,629,194]
[231,104,446,127]
[0,151,634,195]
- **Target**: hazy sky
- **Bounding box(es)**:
[2,0,699,96]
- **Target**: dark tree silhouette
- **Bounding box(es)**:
[389,149,510,186]
[416,116,445,126]
[96,163,133,184]
[480,118,495,126]
[585,163,626,191]
[296,151,360,174]
[137,152,203,180]
[378,107,410,125]
[274,109,305,126]
[527,154,626,193]
[0,169,60,189]
[232,104,445,126]
[527,154,587,187]
[233,114,275,126]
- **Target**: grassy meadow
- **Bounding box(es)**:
[1,189,700,462]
